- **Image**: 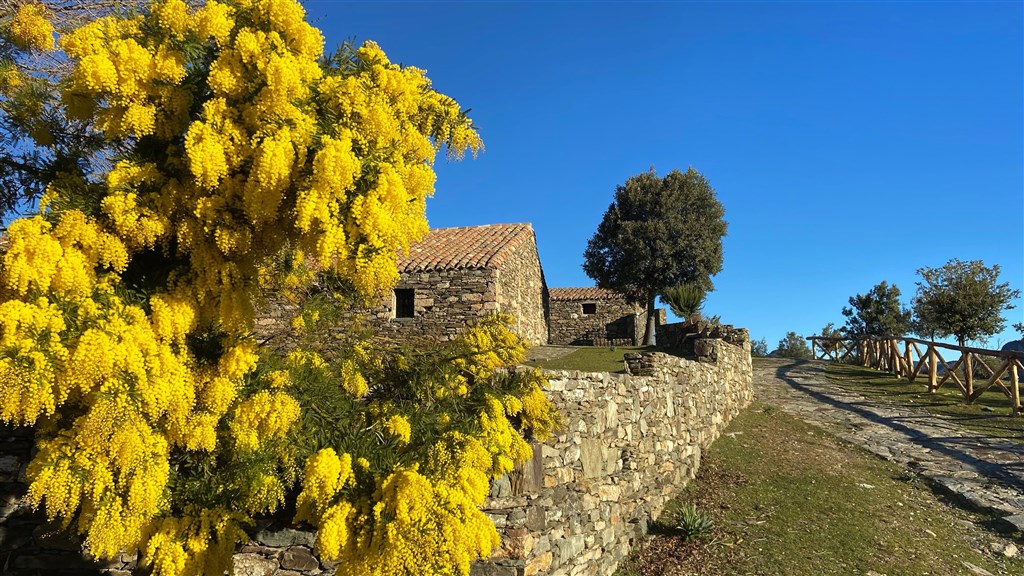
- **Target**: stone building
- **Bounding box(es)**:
[547,287,647,346]
[344,223,550,345]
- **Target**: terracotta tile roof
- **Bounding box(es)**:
[548,287,628,301]
[398,223,536,272]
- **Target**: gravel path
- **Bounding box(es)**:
[753,358,1024,534]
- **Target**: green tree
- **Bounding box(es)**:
[841,281,911,338]
[660,283,706,320]
[583,167,727,345]
[750,337,769,357]
[818,322,845,339]
[912,259,1021,347]
[775,331,812,359]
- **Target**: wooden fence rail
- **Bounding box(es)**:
[806,336,1024,416]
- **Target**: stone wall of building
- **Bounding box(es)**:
[495,242,549,346]
[252,267,503,348]
[253,258,552,348]
[547,298,645,346]
[0,335,752,576]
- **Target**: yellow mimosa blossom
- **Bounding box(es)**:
[9,3,54,51]
[384,414,412,444]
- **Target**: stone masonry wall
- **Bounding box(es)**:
[474,338,753,576]
[547,298,644,346]
[253,258,551,348]
[252,267,503,348]
[0,338,751,576]
[495,241,549,346]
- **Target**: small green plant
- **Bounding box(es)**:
[676,503,715,541]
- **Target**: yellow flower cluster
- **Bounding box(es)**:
[140,508,248,576]
[27,404,171,558]
[230,390,301,451]
[8,3,54,51]
[296,440,500,575]
[294,448,355,524]
[384,414,412,444]
[477,395,532,476]
[452,315,530,381]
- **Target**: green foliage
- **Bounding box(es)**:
[582,167,727,345]
[841,281,911,338]
[818,322,844,340]
[676,503,714,541]
[775,331,812,359]
[750,338,769,357]
[660,283,706,319]
[911,259,1021,346]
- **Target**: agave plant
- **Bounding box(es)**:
[661,283,706,320]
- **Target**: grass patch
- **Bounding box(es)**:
[616,402,1024,576]
[823,362,1024,444]
[525,346,650,373]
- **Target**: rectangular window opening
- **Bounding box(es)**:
[395,289,415,318]
[582,303,597,315]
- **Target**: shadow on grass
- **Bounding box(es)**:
[774,361,1024,489]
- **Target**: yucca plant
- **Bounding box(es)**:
[661,283,707,320]
[676,503,715,541]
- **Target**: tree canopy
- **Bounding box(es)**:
[0,2,554,575]
[841,281,912,338]
[911,259,1020,347]
[582,167,727,344]
[774,331,812,359]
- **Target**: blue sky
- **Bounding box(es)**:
[309,0,1023,349]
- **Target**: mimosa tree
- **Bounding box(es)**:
[0,2,555,575]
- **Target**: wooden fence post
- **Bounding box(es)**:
[905,341,915,382]
[1011,360,1021,416]
[964,352,973,401]
[891,339,901,377]
[928,346,938,392]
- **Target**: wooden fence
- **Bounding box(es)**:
[806,336,1024,415]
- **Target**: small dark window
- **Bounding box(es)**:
[395,289,415,318]
[582,303,597,315]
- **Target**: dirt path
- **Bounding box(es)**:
[752,358,1024,534]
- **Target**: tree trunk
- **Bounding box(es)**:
[643,293,657,346]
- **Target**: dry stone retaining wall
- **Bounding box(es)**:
[475,338,752,576]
